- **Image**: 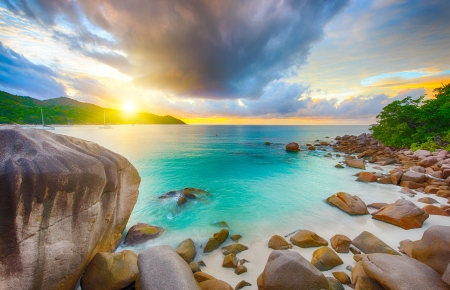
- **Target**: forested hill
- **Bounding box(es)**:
[0,90,186,125]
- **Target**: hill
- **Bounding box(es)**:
[0,90,186,125]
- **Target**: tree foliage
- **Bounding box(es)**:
[370,83,450,149]
[0,90,185,125]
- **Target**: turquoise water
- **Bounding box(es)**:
[55,125,398,254]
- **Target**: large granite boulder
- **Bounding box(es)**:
[400,225,450,275]
[0,126,140,290]
[352,261,384,290]
[326,192,369,215]
[81,250,138,290]
[290,230,328,248]
[124,223,164,245]
[352,231,400,255]
[257,250,329,290]
[362,253,450,290]
[286,142,300,152]
[443,264,450,286]
[372,199,429,229]
[138,245,200,290]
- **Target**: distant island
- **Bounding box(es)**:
[0,90,186,125]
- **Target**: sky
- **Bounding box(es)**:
[0,0,449,124]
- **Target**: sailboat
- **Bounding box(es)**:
[37,108,55,130]
[99,111,113,129]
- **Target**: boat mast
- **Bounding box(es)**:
[41,108,44,126]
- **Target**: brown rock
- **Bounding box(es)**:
[417,197,439,204]
[194,272,216,283]
[290,230,328,248]
[362,253,449,290]
[0,127,141,290]
[221,244,248,255]
[326,192,369,215]
[81,250,138,290]
[124,224,164,246]
[377,177,392,184]
[372,199,429,229]
[345,159,365,169]
[411,165,426,173]
[424,186,441,194]
[286,142,300,152]
[401,171,426,183]
[235,280,252,290]
[308,146,316,150]
[423,205,450,216]
[390,170,404,185]
[352,261,384,290]
[400,180,425,189]
[437,190,450,198]
[419,156,438,167]
[222,253,238,268]
[204,229,229,253]
[200,280,233,290]
[330,234,352,253]
[234,265,247,275]
[230,234,242,242]
[268,235,292,250]
[367,203,388,209]
[311,247,344,271]
[190,262,201,273]
[356,172,378,182]
[176,238,196,263]
[335,163,344,168]
[177,194,188,205]
[332,272,351,284]
[443,169,450,179]
[352,231,400,255]
[257,250,329,290]
[350,246,361,255]
[327,277,345,290]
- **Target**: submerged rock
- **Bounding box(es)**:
[124,223,164,246]
[0,126,140,290]
[372,199,429,229]
[326,192,369,215]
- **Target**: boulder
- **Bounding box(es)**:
[424,186,440,194]
[0,126,140,290]
[308,146,316,150]
[400,180,425,189]
[286,142,300,152]
[330,234,352,253]
[423,205,450,216]
[204,229,229,253]
[257,250,329,290]
[345,159,365,169]
[221,244,248,255]
[189,262,201,273]
[356,172,378,182]
[326,192,369,215]
[176,238,196,263]
[415,149,432,157]
[194,272,216,283]
[326,277,345,290]
[377,177,392,184]
[401,171,426,183]
[419,156,438,167]
[443,264,450,286]
[390,170,404,185]
[351,261,384,290]
[362,253,450,290]
[268,235,292,250]
[222,253,238,268]
[411,165,426,173]
[332,272,351,284]
[81,250,138,290]
[400,225,450,275]
[290,230,328,248]
[124,223,164,246]
[437,190,450,198]
[311,247,344,271]
[372,199,429,229]
[199,280,233,290]
[234,265,247,275]
[138,245,200,290]
[352,231,400,255]
[417,197,439,204]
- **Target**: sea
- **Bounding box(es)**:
[55,125,404,257]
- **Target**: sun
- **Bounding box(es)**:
[123,101,136,113]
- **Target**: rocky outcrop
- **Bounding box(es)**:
[0,126,140,290]
[311,247,343,271]
[362,254,450,290]
[268,235,292,250]
[81,250,138,290]
[290,230,328,248]
[286,142,300,152]
[326,192,369,215]
[352,231,400,255]
[138,245,200,290]
[124,223,164,245]
[372,199,429,229]
[257,250,329,290]
[400,225,450,275]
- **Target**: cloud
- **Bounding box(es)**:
[0,41,66,99]
[3,0,350,100]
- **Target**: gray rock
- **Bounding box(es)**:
[0,126,140,290]
[442,263,450,286]
[138,245,200,290]
[352,231,400,255]
[362,253,450,290]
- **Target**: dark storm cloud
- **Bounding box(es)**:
[2,0,350,99]
[0,41,65,99]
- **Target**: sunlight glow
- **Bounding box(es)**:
[123,102,136,112]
